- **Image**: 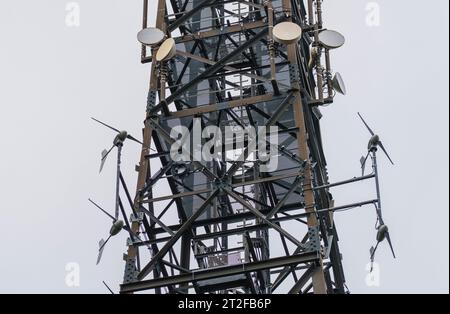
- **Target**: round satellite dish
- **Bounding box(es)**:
[156,38,176,62]
[137,27,165,46]
[332,72,347,95]
[273,22,302,45]
[318,30,345,49]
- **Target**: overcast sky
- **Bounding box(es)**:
[0,0,448,294]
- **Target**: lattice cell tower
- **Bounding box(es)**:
[91,0,396,295]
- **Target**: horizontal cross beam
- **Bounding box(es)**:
[121,251,319,293]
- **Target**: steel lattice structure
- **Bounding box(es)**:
[115,0,350,294]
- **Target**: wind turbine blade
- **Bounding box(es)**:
[103,281,115,294]
[100,146,115,173]
[130,229,153,251]
[88,199,116,221]
[369,243,379,273]
[385,232,396,258]
[360,152,370,175]
[91,117,121,133]
[96,239,105,265]
[378,141,395,165]
[96,236,111,265]
[126,134,157,152]
[357,112,375,136]
[370,242,379,260]
[102,281,115,294]
[126,134,143,145]
[100,150,108,173]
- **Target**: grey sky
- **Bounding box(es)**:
[0,0,448,294]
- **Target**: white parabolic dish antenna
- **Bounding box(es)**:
[318,30,345,49]
[273,22,302,45]
[332,72,347,95]
[137,27,165,46]
[156,38,176,62]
